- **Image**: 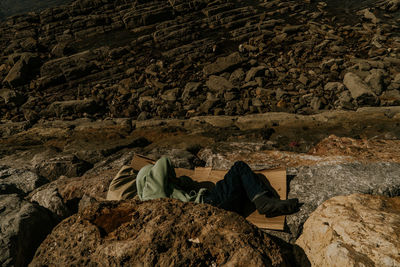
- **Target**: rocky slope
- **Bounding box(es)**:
[0,0,399,121]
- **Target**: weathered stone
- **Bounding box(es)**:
[182,82,201,101]
[298,74,308,85]
[138,96,155,111]
[287,162,400,239]
[229,68,245,85]
[146,148,202,169]
[3,53,40,87]
[224,91,238,101]
[0,121,30,138]
[383,0,400,11]
[365,69,385,95]
[20,37,37,51]
[380,90,400,105]
[137,111,149,121]
[198,99,218,114]
[324,82,344,92]
[50,42,74,57]
[320,59,344,70]
[0,0,398,121]
[275,88,287,100]
[161,88,179,102]
[310,97,322,111]
[245,66,266,82]
[0,166,47,195]
[63,136,150,165]
[46,98,100,117]
[0,194,54,267]
[206,75,234,92]
[360,8,380,24]
[282,25,303,33]
[28,184,71,220]
[34,154,93,181]
[393,73,400,84]
[0,89,24,105]
[30,199,295,266]
[334,91,354,109]
[203,52,244,75]
[249,97,261,107]
[40,50,98,82]
[297,194,400,266]
[343,72,377,104]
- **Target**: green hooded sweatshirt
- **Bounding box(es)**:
[136,157,208,203]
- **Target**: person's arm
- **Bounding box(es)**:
[171,175,201,191]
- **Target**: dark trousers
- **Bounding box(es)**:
[203,161,270,215]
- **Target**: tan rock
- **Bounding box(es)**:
[203,52,244,75]
[30,199,293,266]
[206,75,234,92]
[296,194,400,267]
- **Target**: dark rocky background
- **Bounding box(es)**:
[0,0,399,122]
[0,0,73,20]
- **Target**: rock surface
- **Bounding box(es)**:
[0,166,47,195]
[343,72,377,104]
[296,194,400,267]
[30,199,296,266]
[0,194,55,267]
[287,162,400,240]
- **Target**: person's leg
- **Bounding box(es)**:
[226,161,276,201]
[205,161,299,217]
[204,161,270,213]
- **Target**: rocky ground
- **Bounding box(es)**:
[1,107,400,266]
[0,0,400,121]
[1,0,400,266]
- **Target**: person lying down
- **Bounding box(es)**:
[107,157,300,218]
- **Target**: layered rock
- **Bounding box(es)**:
[296,194,400,267]
[0,0,399,121]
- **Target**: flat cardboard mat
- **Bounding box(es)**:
[131,155,286,230]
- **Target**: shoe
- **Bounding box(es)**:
[253,194,300,217]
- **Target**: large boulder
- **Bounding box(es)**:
[296,194,400,266]
[287,162,400,239]
[30,199,296,266]
[343,72,377,105]
[0,194,55,267]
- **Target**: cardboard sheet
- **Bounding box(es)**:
[131,154,286,230]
